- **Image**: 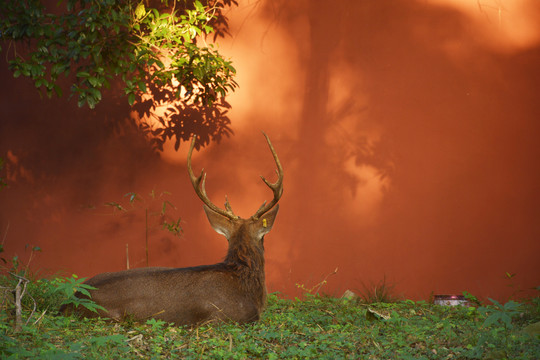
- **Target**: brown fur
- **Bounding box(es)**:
[60,205,279,326]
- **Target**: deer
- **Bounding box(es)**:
[59,133,283,326]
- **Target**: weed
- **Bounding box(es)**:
[105,189,182,267]
[295,267,338,295]
[0,245,50,331]
[1,272,539,359]
[0,245,104,331]
[53,275,106,314]
[463,290,482,306]
[472,298,531,359]
[357,275,400,303]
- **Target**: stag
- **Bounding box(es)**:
[60,133,283,326]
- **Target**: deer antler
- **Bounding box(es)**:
[251,132,284,220]
[187,136,239,220]
[187,133,283,221]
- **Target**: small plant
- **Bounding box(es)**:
[0,244,46,331]
[463,290,482,306]
[357,275,399,303]
[474,298,526,358]
[0,243,107,333]
[121,190,184,236]
[479,298,522,330]
[504,271,527,300]
[295,268,338,296]
[53,275,106,314]
[146,318,167,331]
[0,243,42,278]
[105,189,183,267]
[533,286,540,315]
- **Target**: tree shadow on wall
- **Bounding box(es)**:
[326,97,395,198]
[128,0,239,152]
[131,80,233,152]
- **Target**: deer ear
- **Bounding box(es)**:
[203,205,234,238]
[255,204,279,237]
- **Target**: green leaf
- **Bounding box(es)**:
[3,0,237,109]
[105,202,126,211]
[77,96,86,108]
[134,2,146,20]
[127,92,135,105]
[88,76,100,87]
[488,298,502,308]
[137,81,147,93]
[503,300,521,311]
[86,95,96,109]
[88,87,102,101]
[484,313,501,327]
[124,192,138,203]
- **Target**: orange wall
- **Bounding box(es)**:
[1,0,539,302]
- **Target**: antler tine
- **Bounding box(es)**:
[224,195,235,214]
[187,136,238,220]
[251,132,284,220]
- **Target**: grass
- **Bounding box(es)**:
[356,275,400,304]
[1,271,539,360]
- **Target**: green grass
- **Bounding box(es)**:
[1,275,539,359]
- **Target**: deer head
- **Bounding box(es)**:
[187,133,283,289]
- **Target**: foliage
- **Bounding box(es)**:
[463,290,482,307]
[0,0,238,108]
[473,298,527,359]
[1,272,539,359]
[0,244,42,277]
[0,245,105,326]
[356,275,400,304]
[479,298,522,330]
[52,275,106,313]
[117,189,183,238]
[295,267,338,296]
[105,189,182,267]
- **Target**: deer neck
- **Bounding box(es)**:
[224,230,266,305]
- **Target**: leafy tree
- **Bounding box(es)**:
[0,0,238,109]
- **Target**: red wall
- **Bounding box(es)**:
[1,0,539,302]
